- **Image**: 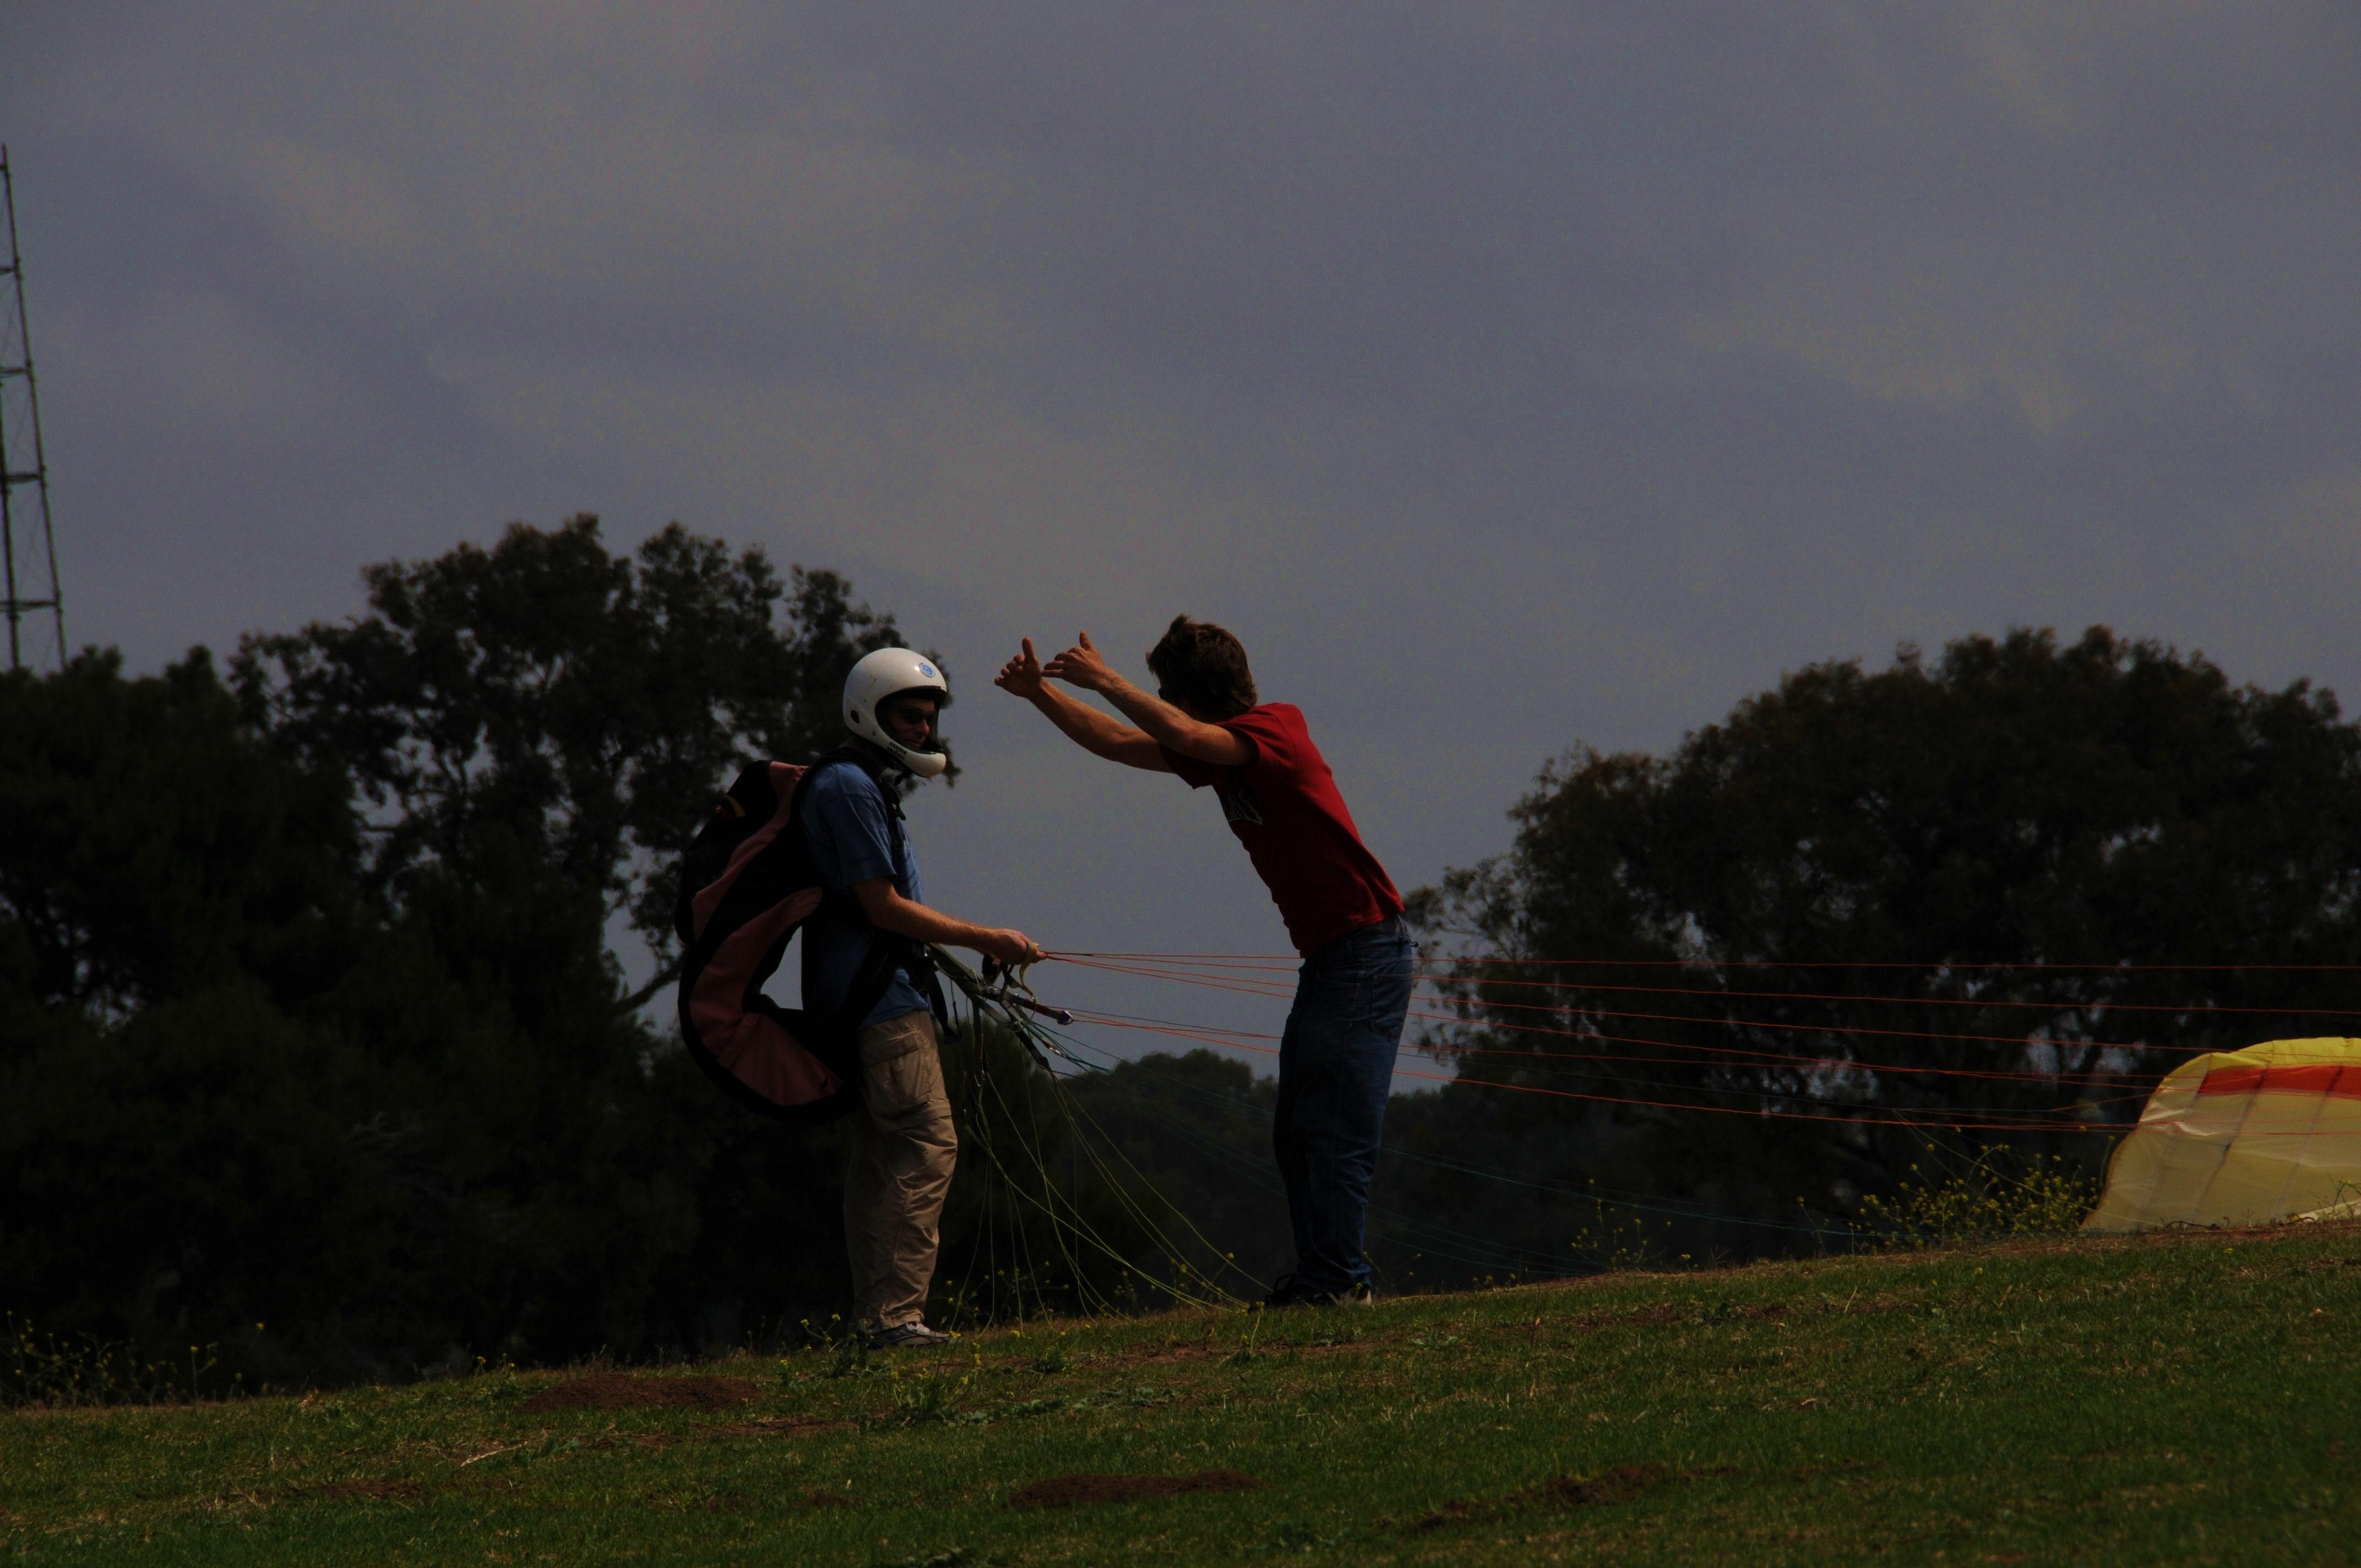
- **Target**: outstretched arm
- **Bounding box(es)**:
[997,637,1171,771]
[1042,632,1252,767]
[850,879,1040,964]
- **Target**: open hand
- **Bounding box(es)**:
[1043,631,1119,694]
[994,638,1048,700]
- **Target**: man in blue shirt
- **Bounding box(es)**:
[803,647,1037,1350]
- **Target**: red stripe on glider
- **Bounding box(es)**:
[2195,1063,2361,1099]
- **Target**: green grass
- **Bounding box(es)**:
[7,1224,2358,1565]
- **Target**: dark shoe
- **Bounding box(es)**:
[867,1320,956,1350]
[1259,1276,1376,1310]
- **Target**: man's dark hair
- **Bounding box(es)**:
[1146,616,1258,720]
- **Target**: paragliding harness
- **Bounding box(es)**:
[673,747,942,1126]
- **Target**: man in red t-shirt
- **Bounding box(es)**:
[997,617,1413,1306]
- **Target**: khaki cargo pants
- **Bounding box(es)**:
[842,1009,957,1330]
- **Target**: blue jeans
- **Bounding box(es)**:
[1272,916,1414,1291]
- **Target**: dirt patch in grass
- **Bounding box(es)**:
[1411,1462,1675,1533]
[578,1412,853,1448]
[290,1478,424,1502]
[1009,1469,1265,1509]
[705,1415,857,1440]
[520,1374,759,1413]
[1560,1292,1920,1333]
[1525,1463,1671,1507]
[1107,1346,1238,1366]
[639,1486,747,1514]
[1058,1338,1366,1369]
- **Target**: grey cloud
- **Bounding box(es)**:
[4,2,2357,1070]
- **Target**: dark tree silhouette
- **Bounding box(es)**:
[232,516,911,998]
[1408,627,2361,1249]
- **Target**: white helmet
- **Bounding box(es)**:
[842,647,951,778]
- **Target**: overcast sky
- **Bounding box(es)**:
[7,4,2358,1067]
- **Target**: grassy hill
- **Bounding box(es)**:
[6,1222,2357,1566]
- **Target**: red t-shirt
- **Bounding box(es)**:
[1160,703,1403,955]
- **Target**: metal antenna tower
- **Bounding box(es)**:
[1,144,66,673]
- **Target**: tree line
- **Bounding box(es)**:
[8,519,2360,1390]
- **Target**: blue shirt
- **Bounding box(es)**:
[798,760,929,1030]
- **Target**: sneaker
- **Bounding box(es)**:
[1255,1272,1302,1310]
[1259,1276,1377,1310]
[867,1320,957,1350]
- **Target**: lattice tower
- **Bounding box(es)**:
[1,144,66,673]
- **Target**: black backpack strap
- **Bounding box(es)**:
[834,935,911,1042]
[802,745,932,1045]
[804,747,914,918]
